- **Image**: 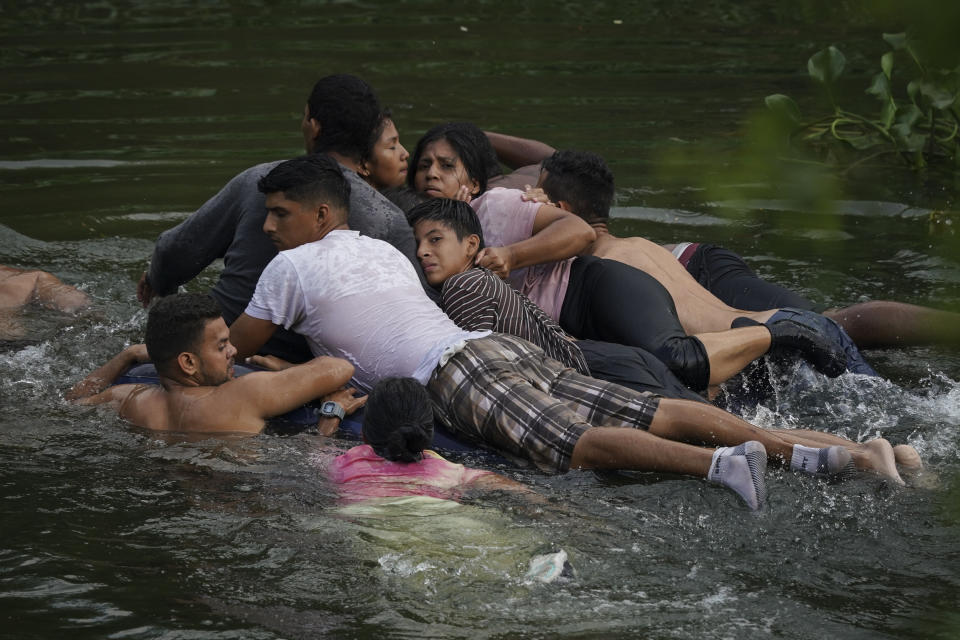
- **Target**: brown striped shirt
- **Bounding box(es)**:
[440,268,590,375]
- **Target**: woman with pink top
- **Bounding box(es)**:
[329,376,533,503]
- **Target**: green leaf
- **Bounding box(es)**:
[883,32,908,51]
[845,132,885,150]
[880,100,897,129]
[764,94,802,126]
[808,46,846,85]
[892,104,926,151]
[881,51,894,79]
[918,80,957,109]
[866,72,891,101]
[907,79,921,102]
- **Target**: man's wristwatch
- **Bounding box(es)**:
[319,401,345,421]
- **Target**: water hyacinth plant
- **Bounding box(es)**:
[766,34,960,171]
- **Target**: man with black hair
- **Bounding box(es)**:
[68,292,362,434]
[137,74,433,364]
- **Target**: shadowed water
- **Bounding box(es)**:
[2,2,960,638]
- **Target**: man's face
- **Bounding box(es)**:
[413,219,477,287]
[263,192,320,251]
[194,317,236,386]
[413,139,478,199]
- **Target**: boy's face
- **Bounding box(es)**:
[413,219,478,287]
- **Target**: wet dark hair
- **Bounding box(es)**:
[145,293,222,377]
[257,154,351,218]
[540,150,615,221]
[406,198,485,249]
[407,122,502,196]
[306,74,381,162]
[362,377,435,463]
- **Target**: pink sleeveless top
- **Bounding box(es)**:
[329,444,494,503]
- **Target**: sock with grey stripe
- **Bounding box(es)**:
[707,441,768,510]
[790,444,854,481]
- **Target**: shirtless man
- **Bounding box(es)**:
[535,149,877,376]
[67,293,364,435]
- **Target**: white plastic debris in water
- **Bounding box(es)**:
[524,549,573,584]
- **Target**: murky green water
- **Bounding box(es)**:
[3,2,960,638]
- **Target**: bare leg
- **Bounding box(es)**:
[695,326,770,385]
[569,425,713,474]
[33,271,89,313]
[825,301,960,349]
[651,401,904,483]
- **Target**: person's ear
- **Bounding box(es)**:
[468,176,481,196]
[317,202,330,224]
[556,200,573,212]
[358,162,371,178]
[177,351,199,376]
[465,234,480,259]
[304,116,321,143]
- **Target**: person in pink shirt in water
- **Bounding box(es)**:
[330,376,531,504]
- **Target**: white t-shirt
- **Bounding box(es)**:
[245,230,484,391]
[470,187,573,321]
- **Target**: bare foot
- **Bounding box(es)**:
[850,438,904,485]
[893,444,922,470]
[894,444,939,489]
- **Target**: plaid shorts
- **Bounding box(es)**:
[427,334,661,473]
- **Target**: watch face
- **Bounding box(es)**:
[320,401,344,418]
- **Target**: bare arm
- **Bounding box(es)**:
[227,356,358,421]
[475,204,596,278]
[230,313,279,360]
[484,131,556,169]
[66,344,150,402]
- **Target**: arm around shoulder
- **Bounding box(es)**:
[501,203,595,271]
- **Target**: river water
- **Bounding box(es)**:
[2,2,960,638]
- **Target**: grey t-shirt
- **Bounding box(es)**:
[147,158,435,362]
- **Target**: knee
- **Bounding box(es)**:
[654,338,710,393]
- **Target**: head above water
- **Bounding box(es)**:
[257,154,352,250]
[362,377,435,463]
[301,74,382,161]
[408,199,484,287]
[145,293,235,384]
[359,110,410,191]
[409,122,502,199]
[538,150,615,223]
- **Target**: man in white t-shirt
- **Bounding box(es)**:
[228,155,906,510]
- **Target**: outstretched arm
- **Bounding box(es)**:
[228,356,360,422]
[485,131,556,169]
[67,344,150,402]
[475,204,596,278]
[140,167,259,307]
